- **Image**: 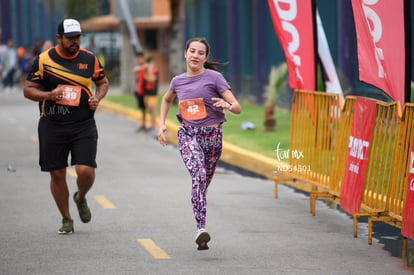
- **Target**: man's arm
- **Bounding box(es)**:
[94,77,109,102]
[23,80,63,102]
[89,76,109,110]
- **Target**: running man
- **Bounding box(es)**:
[23,19,109,234]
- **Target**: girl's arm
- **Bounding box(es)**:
[212,90,242,114]
[158,89,176,146]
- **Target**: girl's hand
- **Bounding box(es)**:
[158,124,168,146]
[212,97,231,110]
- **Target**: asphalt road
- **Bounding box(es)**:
[0,88,412,274]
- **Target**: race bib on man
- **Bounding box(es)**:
[56,85,81,106]
[179,98,207,121]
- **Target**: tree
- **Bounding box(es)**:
[263,63,288,132]
[60,0,99,20]
[43,0,99,21]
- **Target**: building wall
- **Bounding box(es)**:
[0,0,61,47]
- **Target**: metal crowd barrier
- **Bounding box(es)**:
[274,90,342,202]
[277,90,414,259]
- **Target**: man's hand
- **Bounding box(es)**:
[51,87,64,101]
[88,96,99,110]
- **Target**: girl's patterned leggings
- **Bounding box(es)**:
[178,123,223,230]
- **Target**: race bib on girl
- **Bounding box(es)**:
[56,85,81,107]
[179,98,207,121]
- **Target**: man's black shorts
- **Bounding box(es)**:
[38,117,98,171]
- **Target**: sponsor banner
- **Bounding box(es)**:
[340,97,377,215]
[351,0,406,106]
[402,130,414,239]
[268,0,316,90]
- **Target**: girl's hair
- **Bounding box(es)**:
[185,37,228,71]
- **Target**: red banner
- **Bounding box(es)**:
[268,0,315,90]
[340,97,377,215]
[402,131,414,239]
[351,0,406,106]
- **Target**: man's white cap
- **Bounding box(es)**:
[58,19,82,37]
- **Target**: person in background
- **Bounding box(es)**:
[157,37,241,250]
[142,55,159,133]
[41,40,54,52]
[17,45,30,84]
[25,39,53,75]
[23,19,109,234]
[2,39,17,90]
[0,39,7,81]
[86,36,96,53]
[133,52,147,131]
[31,38,42,57]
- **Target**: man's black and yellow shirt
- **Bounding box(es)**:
[26,47,105,123]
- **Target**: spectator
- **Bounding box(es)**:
[17,45,31,84]
[142,55,159,133]
[31,38,42,56]
[41,40,54,52]
[2,39,17,89]
[0,39,7,80]
[86,36,97,54]
[133,52,147,131]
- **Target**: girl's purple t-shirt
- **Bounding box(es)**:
[169,69,231,127]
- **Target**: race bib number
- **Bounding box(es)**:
[179,98,207,121]
[56,85,81,107]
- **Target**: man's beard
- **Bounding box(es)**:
[64,44,79,55]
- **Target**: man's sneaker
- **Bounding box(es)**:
[195,228,210,250]
[73,192,91,223]
[58,217,74,234]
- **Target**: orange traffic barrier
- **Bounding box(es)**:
[365,104,414,259]
[275,90,342,206]
[281,90,414,259]
[351,100,401,239]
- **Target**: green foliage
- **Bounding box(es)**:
[316,64,325,91]
[59,0,99,20]
[411,81,414,103]
[264,63,288,103]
